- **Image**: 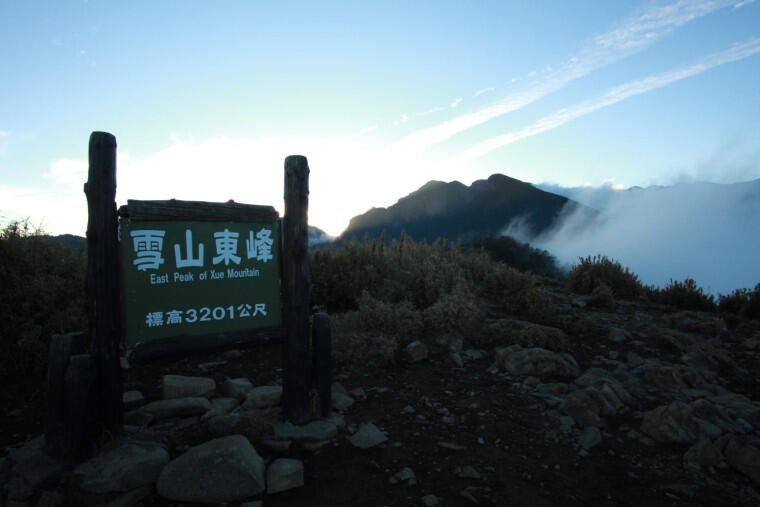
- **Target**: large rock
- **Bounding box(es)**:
[8,436,62,488]
[140,397,211,420]
[639,400,737,444]
[266,458,304,494]
[683,438,722,470]
[348,423,388,449]
[162,375,216,399]
[721,435,760,485]
[74,441,169,494]
[243,386,282,409]
[157,435,265,502]
[497,345,579,378]
[641,402,699,443]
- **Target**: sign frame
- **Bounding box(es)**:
[117,199,286,363]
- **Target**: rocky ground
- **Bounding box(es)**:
[2,284,760,506]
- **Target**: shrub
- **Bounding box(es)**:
[332,291,424,344]
[472,236,563,279]
[586,283,617,311]
[566,255,642,300]
[647,278,716,313]
[718,283,760,320]
[422,279,484,338]
[0,220,86,382]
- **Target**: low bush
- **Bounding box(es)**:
[566,255,642,300]
[646,278,716,313]
[0,220,86,382]
[718,283,760,320]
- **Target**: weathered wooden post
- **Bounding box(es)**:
[45,332,86,456]
[312,312,332,417]
[282,155,312,424]
[63,354,98,467]
[84,131,123,436]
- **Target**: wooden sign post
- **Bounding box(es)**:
[48,133,324,466]
[84,131,124,438]
[282,156,312,424]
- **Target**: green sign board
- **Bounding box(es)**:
[119,218,282,348]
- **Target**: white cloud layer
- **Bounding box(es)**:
[531,179,760,295]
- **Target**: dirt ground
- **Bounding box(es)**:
[3,297,760,506]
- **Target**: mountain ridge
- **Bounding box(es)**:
[340,173,592,244]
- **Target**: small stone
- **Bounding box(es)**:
[140,397,211,421]
[421,494,440,506]
[200,397,239,421]
[579,426,601,450]
[301,440,332,451]
[122,390,145,410]
[450,352,464,367]
[266,458,304,494]
[455,465,481,479]
[403,405,415,414]
[406,341,429,362]
[438,442,467,451]
[162,375,216,399]
[197,360,227,371]
[244,386,283,408]
[273,420,338,443]
[222,349,242,359]
[221,378,253,400]
[348,387,367,400]
[348,423,388,449]
[332,392,355,411]
[391,467,416,485]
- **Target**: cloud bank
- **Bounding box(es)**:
[531,179,760,294]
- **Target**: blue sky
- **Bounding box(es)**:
[1,0,759,237]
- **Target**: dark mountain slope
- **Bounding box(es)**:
[341,173,591,243]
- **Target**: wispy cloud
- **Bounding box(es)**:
[734,0,757,8]
[346,125,378,139]
[0,130,8,137]
[474,87,495,97]
[417,106,446,116]
[456,37,760,160]
[395,0,739,155]
[451,97,463,108]
[394,114,409,126]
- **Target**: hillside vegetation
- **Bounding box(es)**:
[1,223,759,384]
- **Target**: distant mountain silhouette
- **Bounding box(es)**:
[340,174,592,244]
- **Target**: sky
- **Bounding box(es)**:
[1,1,759,289]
